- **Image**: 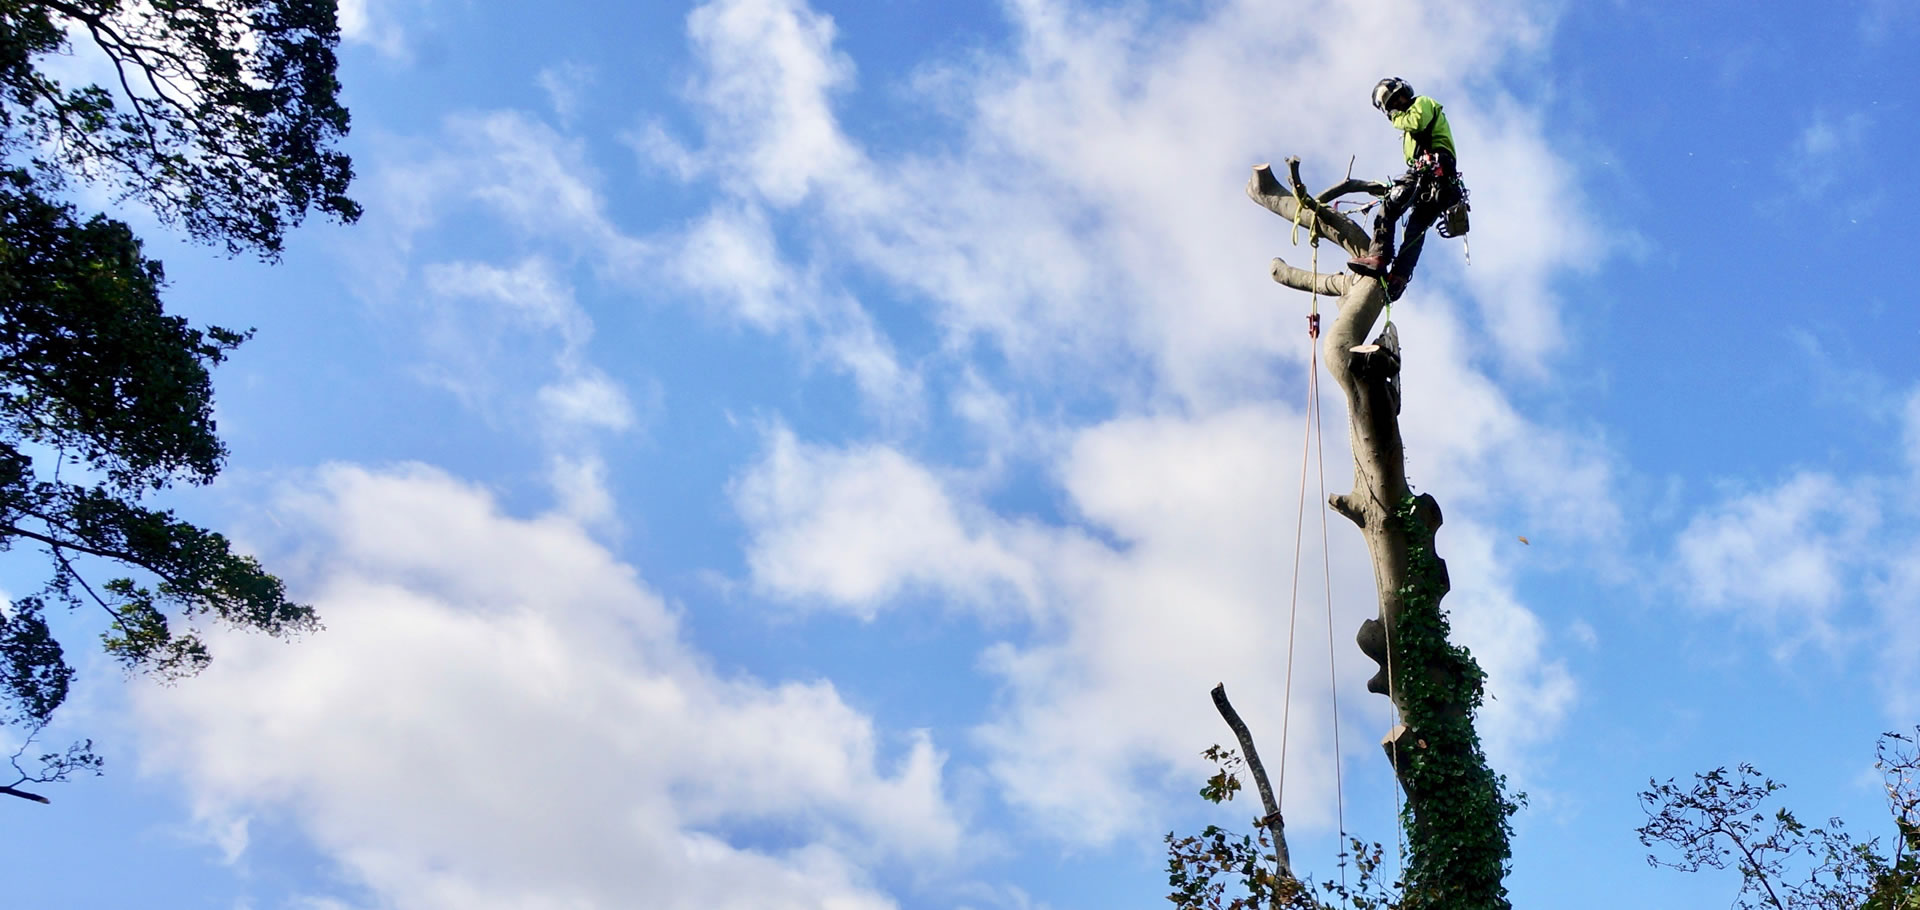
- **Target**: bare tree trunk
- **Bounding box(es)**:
[1248,159,1515,910]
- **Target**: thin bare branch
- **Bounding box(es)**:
[1211,683,1294,880]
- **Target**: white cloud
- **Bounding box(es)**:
[733,428,1038,619]
[365,105,919,420]
[667,205,922,420]
[1675,472,1875,646]
[537,369,636,433]
[337,0,1615,869]
[537,62,596,123]
[662,0,1616,848]
[1868,543,1920,720]
[418,257,637,438]
[338,0,409,59]
[1789,110,1871,198]
[1668,390,1920,717]
[1438,520,1577,766]
[680,0,863,206]
[371,112,645,269]
[134,464,961,910]
[649,0,1598,408]
[423,257,591,351]
[546,453,618,528]
[735,403,1582,842]
[1446,98,1604,363]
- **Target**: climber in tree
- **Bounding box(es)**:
[1347,77,1464,301]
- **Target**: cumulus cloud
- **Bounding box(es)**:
[661,0,1613,847]
[680,0,863,206]
[735,402,1582,841]
[733,428,1040,618]
[133,464,960,910]
[323,0,1613,872]
[649,0,1596,401]
[1437,520,1577,765]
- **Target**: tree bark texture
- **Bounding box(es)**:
[1248,159,1514,909]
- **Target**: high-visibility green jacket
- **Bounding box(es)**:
[1390,96,1455,164]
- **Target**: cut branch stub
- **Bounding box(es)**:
[1270,258,1355,297]
[1246,162,1371,256]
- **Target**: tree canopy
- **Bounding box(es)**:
[1,0,359,255]
[0,0,356,802]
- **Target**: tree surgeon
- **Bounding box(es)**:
[1346,77,1465,301]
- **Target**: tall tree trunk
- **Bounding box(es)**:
[1247,159,1516,910]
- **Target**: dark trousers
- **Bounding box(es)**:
[1370,153,1461,281]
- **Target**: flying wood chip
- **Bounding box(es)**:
[1517,536,1530,545]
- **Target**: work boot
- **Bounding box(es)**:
[1386,274,1408,301]
[1348,251,1392,277]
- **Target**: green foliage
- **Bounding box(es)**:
[0,0,351,801]
[0,0,360,255]
[0,173,317,750]
[0,169,239,488]
[1167,492,1520,909]
[1638,729,1920,909]
[1385,495,1521,910]
[1201,744,1247,804]
[0,594,64,724]
[1167,748,1403,910]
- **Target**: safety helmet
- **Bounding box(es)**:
[1371,77,1413,112]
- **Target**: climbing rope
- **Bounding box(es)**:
[1278,196,1351,889]
[1281,189,1432,886]
[1275,204,1314,804]
[1386,594,1408,873]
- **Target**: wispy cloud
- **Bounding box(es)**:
[537,61,596,124]
[1786,110,1871,199]
[1669,386,1920,717]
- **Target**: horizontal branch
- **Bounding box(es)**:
[1,522,160,581]
[0,784,51,804]
[1269,258,1358,297]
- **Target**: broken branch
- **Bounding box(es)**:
[1210,683,1294,879]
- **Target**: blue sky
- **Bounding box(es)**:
[4,0,1918,907]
